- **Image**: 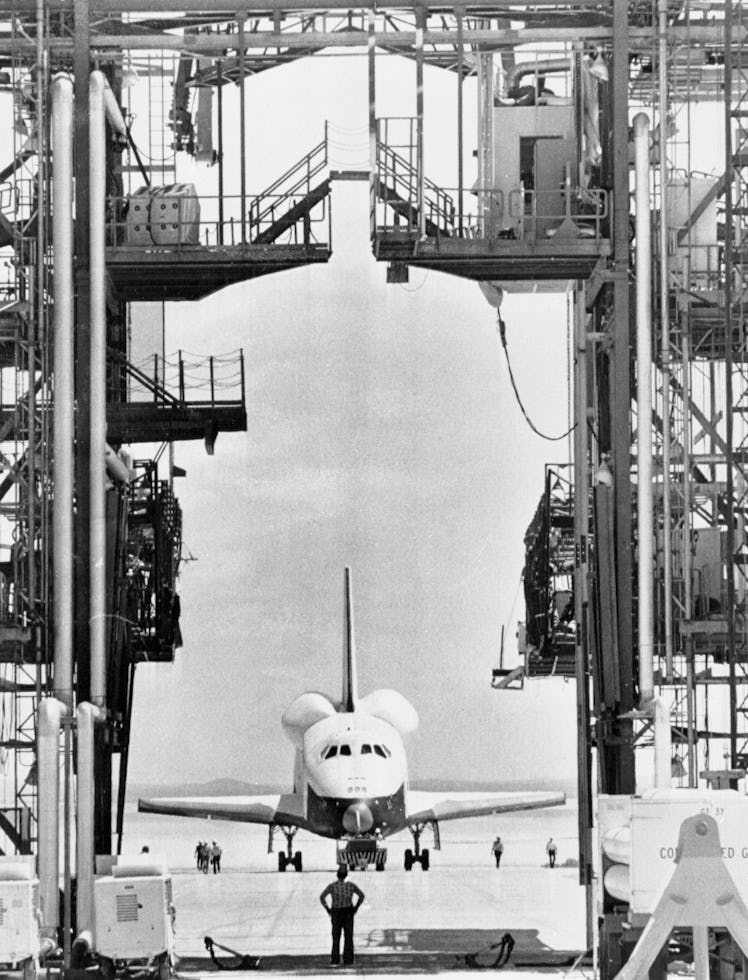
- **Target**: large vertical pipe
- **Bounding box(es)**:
[634,112,655,705]
[51,74,75,709]
[89,71,107,709]
[76,703,101,945]
[38,698,69,940]
[658,0,673,681]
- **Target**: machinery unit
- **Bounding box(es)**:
[336,838,387,870]
[94,864,175,963]
[0,858,41,969]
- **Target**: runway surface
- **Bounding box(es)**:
[125,803,589,979]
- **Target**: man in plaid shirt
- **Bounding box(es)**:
[319,866,365,965]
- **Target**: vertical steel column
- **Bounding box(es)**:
[657,0,674,681]
[368,9,377,238]
[456,7,464,234]
[238,14,247,244]
[634,112,655,705]
[681,327,697,785]
[73,0,92,705]
[610,0,635,791]
[217,60,224,244]
[415,5,425,238]
[573,284,594,945]
[724,0,738,766]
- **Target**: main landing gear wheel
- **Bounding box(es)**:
[404,848,413,871]
[293,851,303,872]
[421,848,430,871]
[278,852,287,872]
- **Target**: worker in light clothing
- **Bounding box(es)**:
[491,836,504,868]
[319,867,365,966]
[546,837,558,868]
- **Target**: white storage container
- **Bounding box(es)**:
[94,873,175,960]
[149,184,201,246]
[125,187,154,245]
[0,878,41,964]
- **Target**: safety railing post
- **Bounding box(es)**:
[153,354,158,403]
[240,350,245,404]
[210,355,215,406]
[178,350,184,403]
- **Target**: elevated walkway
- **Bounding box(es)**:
[107,138,332,302]
[108,349,247,453]
[371,125,608,284]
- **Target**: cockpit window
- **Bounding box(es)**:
[374,745,386,758]
[361,744,372,754]
[324,745,338,759]
[339,744,352,756]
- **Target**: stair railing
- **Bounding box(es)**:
[248,132,328,239]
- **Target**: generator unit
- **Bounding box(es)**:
[0,857,41,968]
[94,863,175,962]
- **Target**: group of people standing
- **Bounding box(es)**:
[491,835,559,868]
[195,839,222,873]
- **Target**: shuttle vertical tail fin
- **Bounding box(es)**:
[343,567,358,712]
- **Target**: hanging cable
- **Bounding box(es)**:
[496,313,576,442]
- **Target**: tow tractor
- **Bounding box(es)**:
[337,838,387,871]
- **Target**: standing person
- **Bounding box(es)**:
[546,837,558,868]
[194,841,203,871]
[319,867,365,966]
[211,841,222,874]
[491,836,504,868]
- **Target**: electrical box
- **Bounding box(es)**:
[149,184,201,246]
[0,859,41,965]
[94,871,175,960]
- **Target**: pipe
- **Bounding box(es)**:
[504,56,571,96]
[105,443,130,484]
[89,71,107,709]
[634,112,655,705]
[76,703,102,946]
[51,73,75,710]
[653,695,672,788]
[37,698,69,940]
[97,73,128,137]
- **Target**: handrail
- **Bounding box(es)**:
[248,137,328,233]
[377,141,455,234]
[111,349,246,409]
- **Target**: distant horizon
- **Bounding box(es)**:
[126,773,579,799]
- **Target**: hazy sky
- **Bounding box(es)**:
[126,50,578,790]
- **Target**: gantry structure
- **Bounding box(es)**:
[0,0,745,976]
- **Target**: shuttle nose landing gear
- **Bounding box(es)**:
[404,821,439,870]
[270,825,303,872]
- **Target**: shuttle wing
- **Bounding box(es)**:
[138,793,308,828]
[405,789,566,825]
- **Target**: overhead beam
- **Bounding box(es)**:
[0,24,738,55]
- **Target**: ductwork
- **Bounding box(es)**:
[37,698,69,940]
[504,57,571,96]
[51,73,75,710]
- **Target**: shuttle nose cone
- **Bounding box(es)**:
[342,802,374,833]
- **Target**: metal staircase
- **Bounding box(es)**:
[249,136,330,245]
